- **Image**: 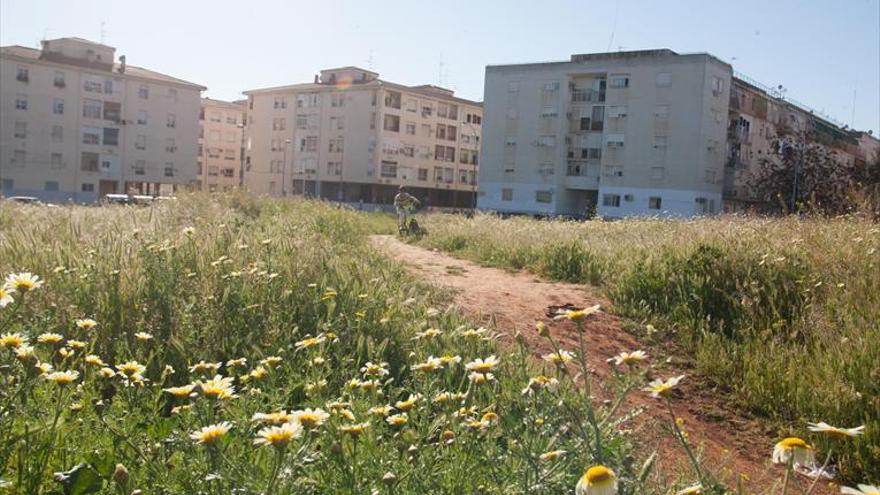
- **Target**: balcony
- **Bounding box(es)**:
[571,89,605,103]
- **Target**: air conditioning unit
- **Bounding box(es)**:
[624,194,634,201]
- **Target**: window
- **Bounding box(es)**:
[272,117,286,130]
[329,116,345,130]
[711,76,724,95]
[84,79,103,93]
[505,137,517,146]
[380,161,398,178]
[602,194,621,207]
[384,91,401,109]
[14,121,27,139]
[81,152,99,172]
[44,181,59,192]
[209,112,222,123]
[535,191,552,203]
[164,163,175,177]
[83,99,102,119]
[538,136,556,147]
[81,183,95,193]
[166,113,176,128]
[167,88,178,102]
[448,104,458,120]
[402,145,415,157]
[166,138,177,152]
[437,103,449,118]
[329,138,344,153]
[331,93,344,107]
[466,113,482,125]
[104,79,114,94]
[326,161,341,176]
[51,125,63,143]
[436,124,447,140]
[138,85,149,99]
[82,127,101,145]
[16,66,29,82]
[406,98,418,112]
[54,71,65,88]
[542,81,560,92]
[221,167,235,177]
[421,104,433,117]
[705,169,717,183]
[103,128,119,146]
[418,168,428,181]
[301,136,318,152]
[649,197,662,210]
[651,166,665,180]
[273,96,287,109]
[653,136,668,149]
[447,126,457,141]
[655,105,670,120]
[226,115,237,125]
[383,114,400,132]
[540,107,559,118]
[137,110,148,125]
[135,135,146,150]
[11,150,26,167]
[209,130,221,141]
[296,115,309,129]
[421,123,432,137]
[606,134,625,148]
[656,72,672,87]
[15,94,27,110]
[405,122,416,135]
[134,160,146,175]
[53,98,64,115]
[103,102,121,122]
[610,75,630,88]
[51,153,63,169]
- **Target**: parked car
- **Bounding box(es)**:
[6,196,41,204]
[103,194,132,205]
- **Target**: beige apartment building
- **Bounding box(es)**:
[479,50,731,218]
[198,98,246,191]
[723,75,880,211]
[0,37,204,202]
[243,67,482,207]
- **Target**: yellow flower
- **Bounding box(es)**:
[368,405,394,417]
[254,421,303,447]
[171,405,192,415]
[460,327,490,338]
[539,450,566,461]
[0,332,26,348]
[542,350,575,365]
[339,422,370,436]
[294,335,326,350]
[75,318,98,330]
[134,332,153,341]
[413,328,442,340]
[676,485,704,495]
[35,361,53,374]
[481,412,499,424]
[522,375,559,395]
[335,408,356,422]
[438,354,462,366]
[252,410,295,425]
[411,356,443,372]
[469,371,495,384]
[386,413,408,427]
[197,375,236,400]
[182,226,195,236]
[360,361,389,377]
[841,485,880,495]
[440,430,455,444]
[0,287,14,307]
[807,422,865,439]
[45,370,79,385]
[188,360,221,374]
[163,384,196,399]
[555,304,601,323]
[575,465,617,495]
[465,355,499,373]
[249,366,269,381]
[394,394,421,411]
[610,350,648,366]
[260,356,283,367]
[15,344,36,362]
[4,272,44,293]
[772,437,815,465]
[644,375,685,398]
[98,367,115,378]
[67,340,86,349]
[190,422,232,444]
[292,408,330,428]
[116,361,147,377]
[37,333,64,345]
[535,321,549,337]
[226,357,248,368]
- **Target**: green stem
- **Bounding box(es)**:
[664,398,705,486]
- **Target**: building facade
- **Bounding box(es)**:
[243,67,482,207]
[198,98,246,191]
[478,50,731,218]
[723,75,880,211]
[0,37,204,203]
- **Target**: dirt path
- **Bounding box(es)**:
[371,235,828,494]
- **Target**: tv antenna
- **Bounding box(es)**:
[100,21,106,44]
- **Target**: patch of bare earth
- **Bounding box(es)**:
[370,235,831,494]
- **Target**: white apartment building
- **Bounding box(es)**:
[198,98,246,191]
[0,37,204,203]
[479,49,731,218]
[243,67,482,207]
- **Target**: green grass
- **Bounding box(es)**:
[415,212,880,482]
[0,193,704,494]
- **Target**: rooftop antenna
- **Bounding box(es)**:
[367,49,374,71]
[100,21,106,44]
[606,0,620,51]
[438,55,444,87]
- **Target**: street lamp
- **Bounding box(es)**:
[282,138,292,197]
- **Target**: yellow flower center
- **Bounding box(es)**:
[199,429,226,443]
[778,437,810,450]
[583,465,614,485]
[298,413,321,426]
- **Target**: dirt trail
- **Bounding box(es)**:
[371,235,829,494]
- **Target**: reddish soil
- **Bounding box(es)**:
[371,235,833,494]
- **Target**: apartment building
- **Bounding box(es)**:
[723,76,880,211]
[243,67,482,207]
[0,37,204,203]
[479,49,731,218]
[198,98,246,191]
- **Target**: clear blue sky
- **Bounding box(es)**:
[2,0,878,133]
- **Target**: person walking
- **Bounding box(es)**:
[393,186,420,231]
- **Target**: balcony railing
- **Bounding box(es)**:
[571,89,605,103]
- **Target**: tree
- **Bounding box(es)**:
[747,133,856,215]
